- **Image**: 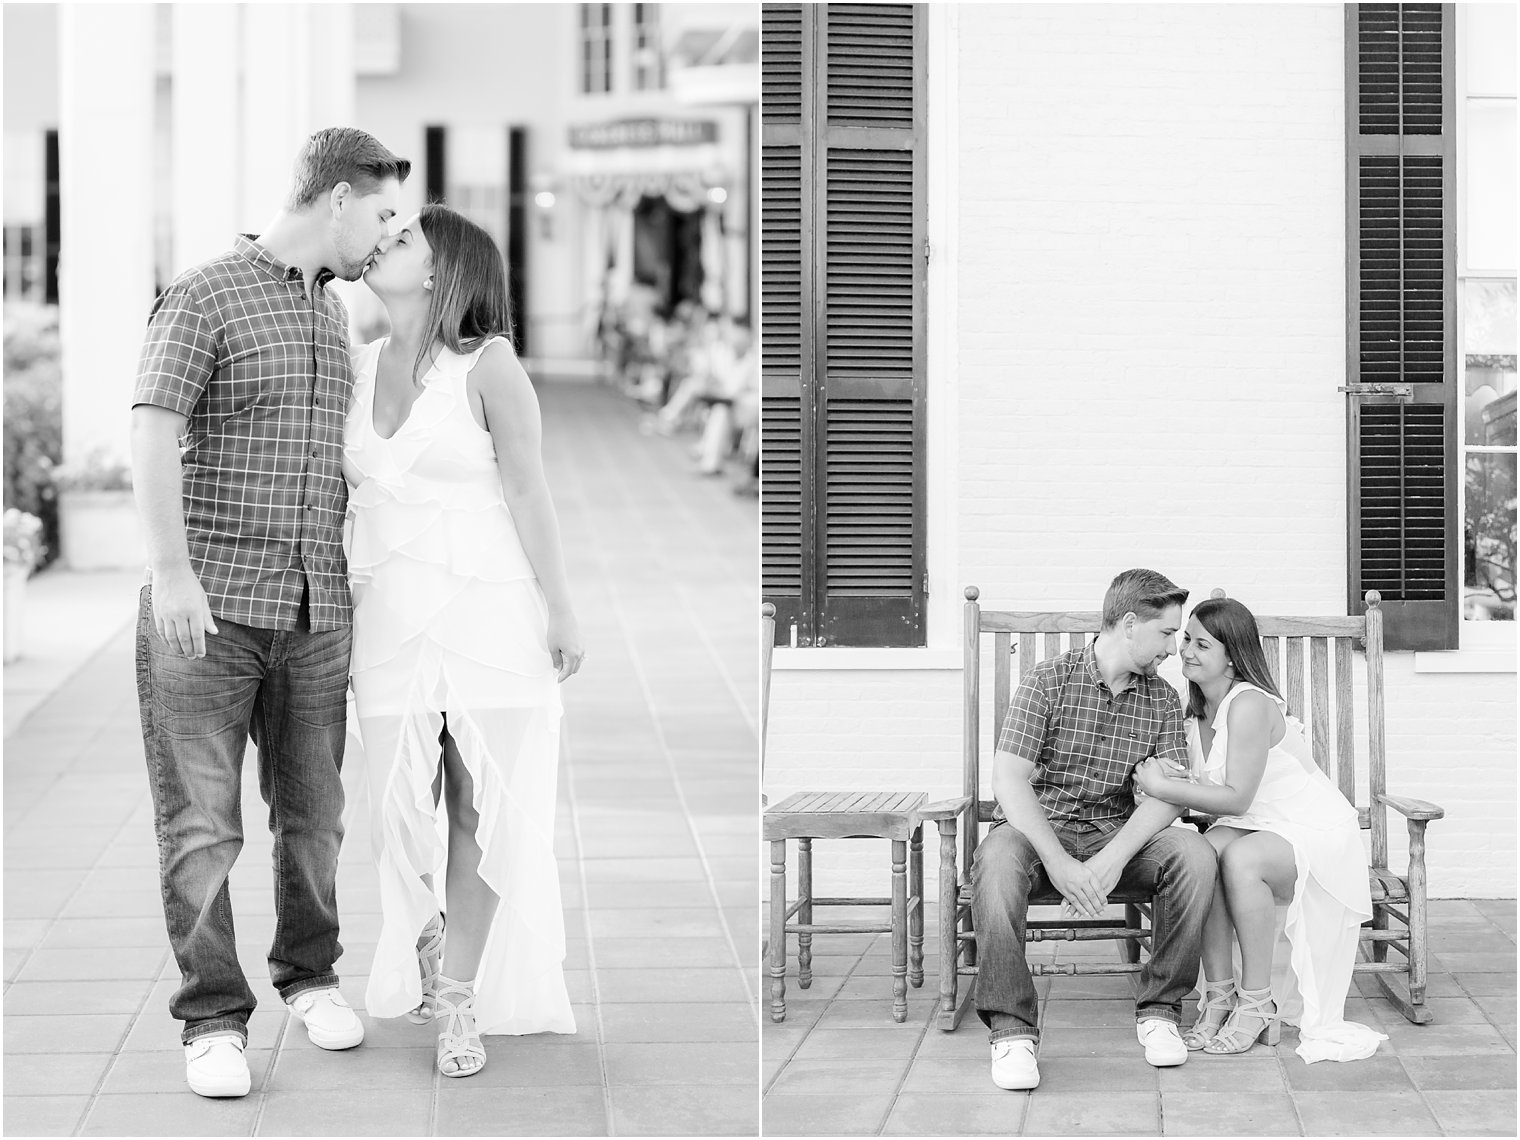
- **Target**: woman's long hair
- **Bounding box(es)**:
[1185,597,1284,720]
[409,203,514,384]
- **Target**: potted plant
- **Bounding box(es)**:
[4,508,44,662]
[55,447,143,571]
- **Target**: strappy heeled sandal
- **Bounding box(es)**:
[434,975,487,1078]
[406,913,446,1025]
[1203,984,1281,1054]
[1182,979,1236,1051]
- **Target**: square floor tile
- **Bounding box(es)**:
[1399,1051,1517,1089]
[3,1014,132,1055]
[434,1084,608,1136]
[1157,1091,1299,1136]
[0,1094,90,1137]
[598,1001,756,1043]
[1022,1089,1159,1135]
[769,1058,911,1096]
[255,1087,432,1136]
[4,978,154,1016]
[602,1041,755,1087]
[792,1028,925,1064]
[762,1092,891,1136]
[1421,1089,1517,1137]
[80,1091,261,1136]
[1,1051,113,1097]
[609,1083,758,1136]
[883,1091,1028,1136]
[1292,1090,1439,1136]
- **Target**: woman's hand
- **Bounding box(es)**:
[548,609,585,682]
[1132,756,1182,801]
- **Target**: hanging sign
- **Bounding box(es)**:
[569,119,718,150]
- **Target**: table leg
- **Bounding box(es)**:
[769,839,787,1022]
[908,825,924,987]
[798,836,813,989]
[891,838,908,1023]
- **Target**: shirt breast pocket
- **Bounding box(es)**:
[1114,729,1153,768]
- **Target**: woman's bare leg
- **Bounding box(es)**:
[439,727,499,983]
[1219,830,1297,990]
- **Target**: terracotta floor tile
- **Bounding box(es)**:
[1291,1090,1439,1136]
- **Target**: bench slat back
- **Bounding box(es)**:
[961,589,1388,879]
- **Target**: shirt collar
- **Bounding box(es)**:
[234,234,336,290]
[1083,638,1153,699]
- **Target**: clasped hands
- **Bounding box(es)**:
[1054,755,1191,918]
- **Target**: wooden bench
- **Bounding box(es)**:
[929,586,1445,1031]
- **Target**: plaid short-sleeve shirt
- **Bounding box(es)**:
[132,235,354,631]
[995,642,1188,832]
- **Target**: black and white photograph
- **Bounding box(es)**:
[3,3,758,1135]
[758,3,1516,1136]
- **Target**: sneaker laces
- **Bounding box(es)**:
[292,988,351,1015]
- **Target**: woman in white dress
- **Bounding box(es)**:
[1132,597,1385,1063]
[343,204,584,1077]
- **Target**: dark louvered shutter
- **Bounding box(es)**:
[760,3,927,648]
[761,3,809,639]
[1346,4,1458,650]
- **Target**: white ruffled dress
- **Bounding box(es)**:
[342,336,574,1036]
[1188,682,1385,1063]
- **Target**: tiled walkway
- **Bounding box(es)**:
[3,380,759,1136]
[761,899,1516,1136]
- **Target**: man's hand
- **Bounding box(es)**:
[1046,852,1107,919]
[151,565,219,658]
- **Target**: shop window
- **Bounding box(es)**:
[633,4,664,92]
[581,4,614,95]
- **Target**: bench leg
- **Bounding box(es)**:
[909,825,924,988]
[1122,904,1143,965]
[797,837,813,989]
[935,815,960,1027]
[891,838,908,1023]
[769,839,787,1022]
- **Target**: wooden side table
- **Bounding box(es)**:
[764,791,929,1023]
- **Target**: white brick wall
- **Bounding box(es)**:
[764,4,1517,901]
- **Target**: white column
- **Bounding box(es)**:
[171,3,241,273]
[58,3,156,468]
[238,3,357,232]
[307,4,356,131]
[239,4,310,229]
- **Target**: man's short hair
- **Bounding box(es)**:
[1100,568,1188,629]
[287,127,411,210]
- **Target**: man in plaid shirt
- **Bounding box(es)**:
[131,128,410,1098]
[971,569,1218,1091]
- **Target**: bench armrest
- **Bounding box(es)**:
[920,796,973,822]
[1378,792,1445,822]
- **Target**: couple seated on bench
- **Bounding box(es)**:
[977,568,1385,1092]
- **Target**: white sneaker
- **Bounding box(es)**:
[185,1032,250,1098]
[1137,1018,1188,1067]
[989,1037,1040,1090]
[287,986,365,1050]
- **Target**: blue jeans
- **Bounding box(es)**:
[970,818,1217,1042]
[134,585,351,1045]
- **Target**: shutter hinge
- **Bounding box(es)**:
[923,570,930,598]
[923,238,931,265]
[1339,383,1414,402]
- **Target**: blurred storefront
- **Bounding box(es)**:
[1,2,757,475]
